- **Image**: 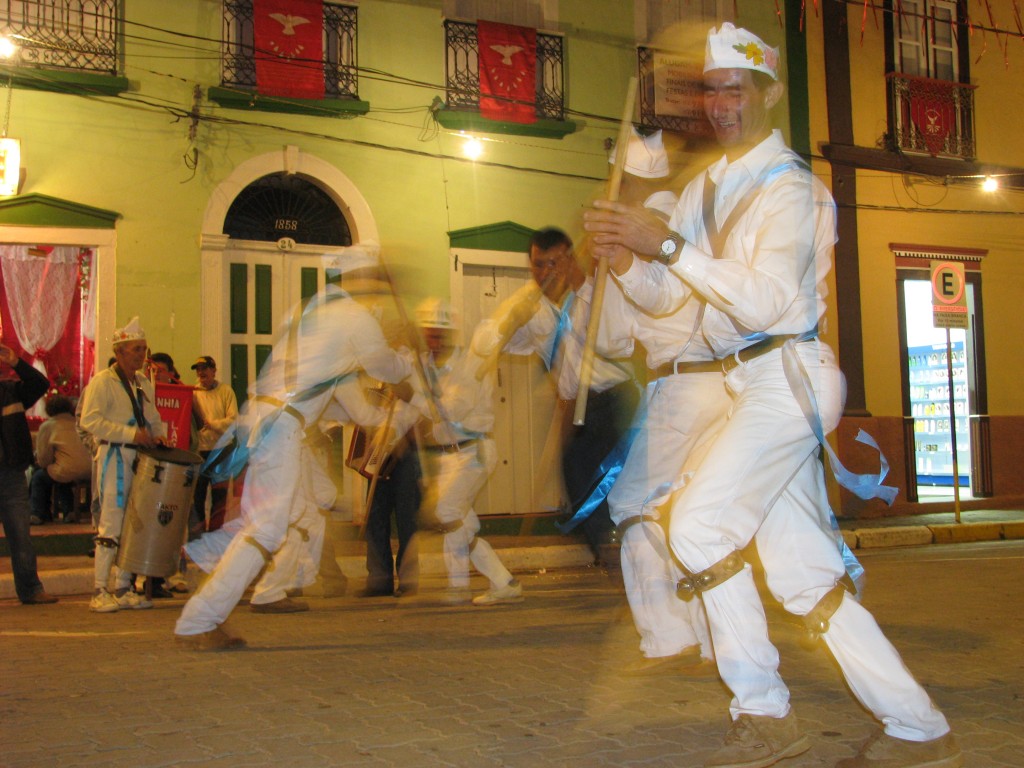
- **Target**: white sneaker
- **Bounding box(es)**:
[473,579,523,606]
[114,589,153,610]
[89,590,120,613]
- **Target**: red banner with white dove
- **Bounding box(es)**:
[253,0,324,99]
[908,81,955,157]
[477,20,537,123]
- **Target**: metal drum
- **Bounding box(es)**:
[117,446,203,577]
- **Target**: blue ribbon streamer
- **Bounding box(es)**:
[545,291,576,371]
[781,342,898,505]
[557,389,645,533]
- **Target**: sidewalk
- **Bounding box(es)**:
[3,508,1023,599]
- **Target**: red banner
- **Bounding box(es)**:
[154,382,195,451]
[909,86,954,157]
[477,20,537,123]
[253,0,324,100]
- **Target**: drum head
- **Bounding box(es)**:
[138,445,204,465]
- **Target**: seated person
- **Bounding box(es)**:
[30,394,93,524]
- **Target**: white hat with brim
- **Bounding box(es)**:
[610,127,670,179]
[704,22,780,81]
[112,316,145,346]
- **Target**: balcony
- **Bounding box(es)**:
[0,0,119,75]
[439,19,574,139]
[887,73,976,160]
[211,0,367,116]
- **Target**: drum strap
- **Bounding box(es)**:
[114,365,148,431]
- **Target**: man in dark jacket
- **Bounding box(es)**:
[0,343,58,605]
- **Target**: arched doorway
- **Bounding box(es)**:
[199,146,379,405]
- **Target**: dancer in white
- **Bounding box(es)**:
[585,23,960,768]
[174,249,416,649]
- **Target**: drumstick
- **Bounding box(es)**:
[573,76,638,426]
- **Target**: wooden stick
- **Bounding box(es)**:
[374,253,448,431]
[573,76,638,426]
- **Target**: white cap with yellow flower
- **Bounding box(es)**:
[704,22,780,81]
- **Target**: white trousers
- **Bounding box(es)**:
[175,411,303,636]
[94,444,139,591]
[431,440,512,590]
[608,373,730,659]
[669,342,949,741]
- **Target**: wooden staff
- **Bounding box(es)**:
[573,76,638,426]
[374,253,449,433]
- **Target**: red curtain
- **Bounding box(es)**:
[478,20,537,123]
[0,250,87,401]
[253,0,325,99]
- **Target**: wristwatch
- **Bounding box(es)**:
[659,233,682,262]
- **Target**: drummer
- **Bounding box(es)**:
[80,316,168,613]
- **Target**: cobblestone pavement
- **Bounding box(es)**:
[2,542,1022,768]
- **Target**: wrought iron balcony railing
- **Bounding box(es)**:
[0,0,119,75]
[222,0,358,99]
[444,19,565,121]
[886,72,976,160]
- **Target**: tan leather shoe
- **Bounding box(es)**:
[250,597,310,614]
[706,712,810,768]
[175,626,246,651]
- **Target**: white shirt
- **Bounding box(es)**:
[614,130,836,358]
[251,283,414,428]
[476,275,634,400]
[80,365,167,444]
[193,381,239,452]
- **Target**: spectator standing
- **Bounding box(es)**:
[189,355,238,533]
[0,343,58,605]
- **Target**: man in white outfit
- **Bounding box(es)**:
[584,23,960,768]
[80,317,167,613]
[415,299,522,606]
[174,248,416,650]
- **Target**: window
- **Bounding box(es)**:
[0,0,120,75]
[893,0,958,81]
[444,19,565,121]
[886,1,974,159]
[222,0,358,99]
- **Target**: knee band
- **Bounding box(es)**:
[802,583,848,636]
[614,515,646,539]
[94,536,118,549]
[676,551,744,602]
[436,519,464,535]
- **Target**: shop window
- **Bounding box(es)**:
[894,246,990,501]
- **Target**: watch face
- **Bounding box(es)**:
[661,236,676,256]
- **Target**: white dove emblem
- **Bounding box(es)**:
[489,44,523,66]
[269,13,312,36]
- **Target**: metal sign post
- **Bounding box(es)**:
[930,260,968,522]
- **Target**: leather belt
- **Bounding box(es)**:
[651,359,724,379]
[100,441,140,449]
[722,334,816,373]
[422,439,477,454]
[652,334,817,380]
